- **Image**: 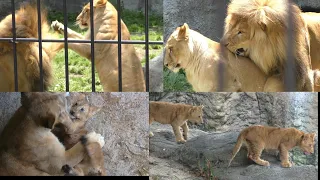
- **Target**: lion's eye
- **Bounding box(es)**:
[169,47,173,54]
[238,31,242,35]
[80,108,85,112]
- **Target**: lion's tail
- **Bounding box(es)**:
[227,130,246,168]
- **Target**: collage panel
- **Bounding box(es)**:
[0,0,163,92]
[149,92,318,180]
[0,92,149,176]
[163,0,320,92]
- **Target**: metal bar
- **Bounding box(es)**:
[63,0,69,92]
[285,0,296,91]
[216,1,227,91]
[0,38,163,44]
[145,0,149,92]
[37,0,44,91]
[90,0,96,92]
[117,0,122,92]
[11,0,18,91]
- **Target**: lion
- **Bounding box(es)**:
[0,2,62,92]
[221,0,314,92]
[52,93,106,176]
[149,101,204,144]
[0,92,105,176]
[228,125,316,168]
[51,0,146,92]
[302,12,320,70]
[164,23,286,92]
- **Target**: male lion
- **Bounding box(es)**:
[149,101,204,144]
[51,0,146,92]
[0,2,62,92]
[0,92,105,176]
[228,125,316,168]
[164,23,285,92]
[221,0,314,92]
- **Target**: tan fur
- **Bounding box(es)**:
[52,93,106,176]
[0,93,105,175]
[228,125,316,168]
[0,3,62,92]
[51,0,145,92]
[164,23,286,92]
[222,0,314,91]
[149,101,204,143]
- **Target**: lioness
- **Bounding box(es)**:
[51,0,146,92]
[164,23,285,92]
[221,0,314,91]
[228,125,316,168]
[0,2,62,91]
[149,101,204,144]
[0,92,105,176]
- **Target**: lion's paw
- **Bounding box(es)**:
[51,20,65,33]
[85,132,105,148]
[281,161,292,168]
[176,139,186,144]
[149,131,154,137]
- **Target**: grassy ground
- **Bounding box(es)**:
[163,68,194,92]
[47,9,163,92]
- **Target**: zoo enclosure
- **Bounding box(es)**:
[0,0,163,92]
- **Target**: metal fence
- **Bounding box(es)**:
[1,0,163,92]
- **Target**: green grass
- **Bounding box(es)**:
[164,68,194,92]
[47,8,163,92]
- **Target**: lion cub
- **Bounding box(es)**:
[52,93,106,175]
[228,125,316,168]
[149,101,204,144]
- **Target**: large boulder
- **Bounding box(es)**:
[143,50,164,92]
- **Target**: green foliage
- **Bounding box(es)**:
[164,68,193,92]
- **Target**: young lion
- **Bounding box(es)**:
[0,92,105,176]
[221,0,314,91]
[228,125,316,168]
[164,23,285,92]
[149,101,204,144]
[51,0,145,92]
[52,93,106,176]
[0,2,62,91]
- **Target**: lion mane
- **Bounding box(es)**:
[223,0,313,91]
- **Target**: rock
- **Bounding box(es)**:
[163,0,228,42]
[143,50,164,92]
[0,92,149,176]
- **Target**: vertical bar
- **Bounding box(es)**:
[63,0,69,92]
[216,1,227,91]
[37,0,44,91]
[285,0,296,91]
[117,0,123,92]
[90,0,96,92]
[145,0,149,92]
[11,0,18,91]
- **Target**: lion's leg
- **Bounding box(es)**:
[149,117,154,137]
[65,132,105,167]
[264,75,284,92]
[279,144,292,168]
[181,122,189,141]
[248,142,270,166]
[171,124,186,144]
[68,42,92,60]
[51,21,85,39]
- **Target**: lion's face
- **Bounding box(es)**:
[188,105,204,125]
[76,0,107,29]
[221,17,252,57]
[164,24,191,73]
[300,133,316,155]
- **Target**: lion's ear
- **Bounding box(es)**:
[177,23,189,41]
[94,0,107,8]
